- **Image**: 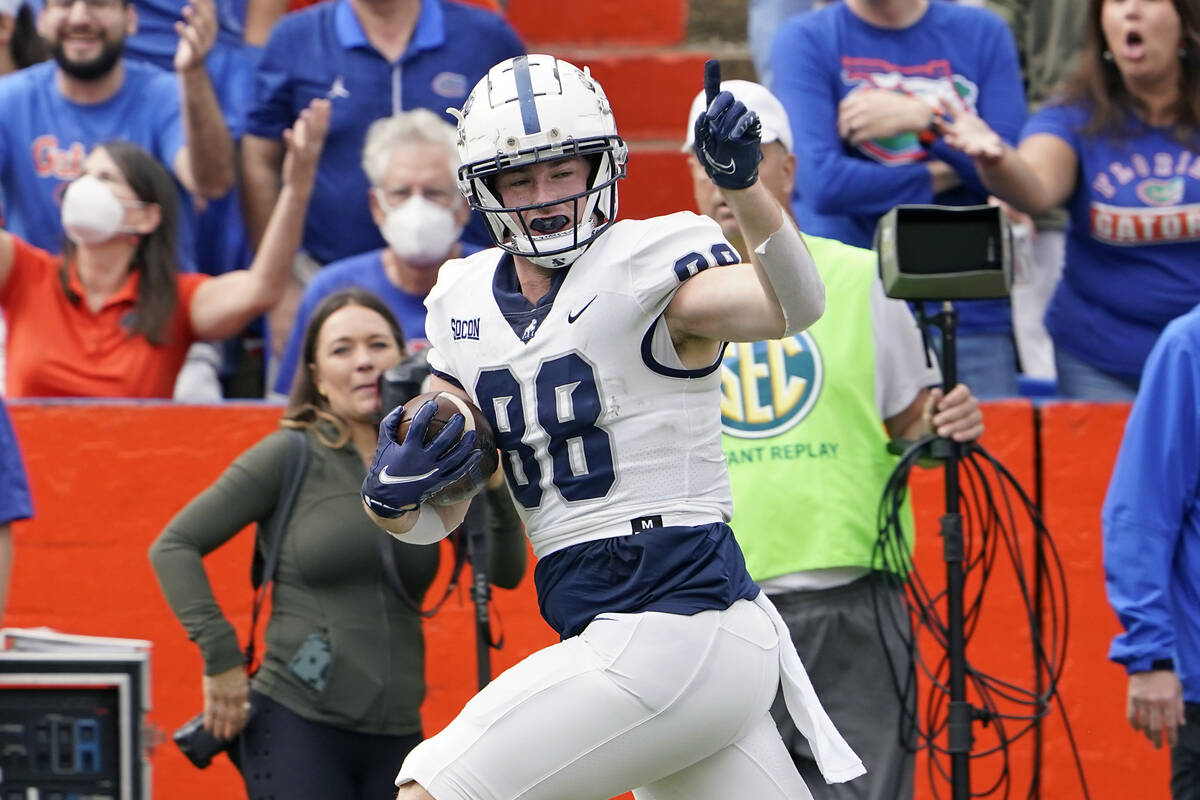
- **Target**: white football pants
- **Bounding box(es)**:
[396,597,816,800]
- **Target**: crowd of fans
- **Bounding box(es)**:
[0,0,1197,797]
[0,0,1192,404]
[0,0,522,400]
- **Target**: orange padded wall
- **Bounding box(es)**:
[2,400,1173,799]
[1036,402,1171,797]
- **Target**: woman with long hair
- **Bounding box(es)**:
[0,99,329,397]
[150,288,526,799]
[0,0,48,75]
[936,0,1200,399]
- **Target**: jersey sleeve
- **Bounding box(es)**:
[627,212,741,315]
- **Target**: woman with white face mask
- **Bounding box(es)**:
[0,98,329,398]
[272,109,473,397]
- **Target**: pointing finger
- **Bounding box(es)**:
[704,59,721,109]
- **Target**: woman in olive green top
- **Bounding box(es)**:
[149,289,526,799]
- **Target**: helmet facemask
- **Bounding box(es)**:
[452,55,629,269]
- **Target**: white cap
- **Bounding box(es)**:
[0,0,22,16]
[683,79,794,154]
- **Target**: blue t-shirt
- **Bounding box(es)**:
[246,0,524,265]
[0,61,197,268]
[272,244,482,395]
[1025,103,1200,379]
[125,0,245,71]
[770,0,1027,334]
[1103,304,1200,703]
[0,400,33,525]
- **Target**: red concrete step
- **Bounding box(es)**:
[506,0,687,46]
[619,146,694,221]
[553,50,712,142]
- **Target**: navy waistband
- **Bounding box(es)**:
[533,521,760,639]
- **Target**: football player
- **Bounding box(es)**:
[361,54,864,800]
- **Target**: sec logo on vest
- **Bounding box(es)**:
[720,334,824,439]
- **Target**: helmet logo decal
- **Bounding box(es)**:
[512,55,542,135]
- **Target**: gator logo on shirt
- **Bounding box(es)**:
[31,135,85,181]
[840,57,979,166]
[720,334,824,439]
[1137,177,1186,207]
[432,72,469,99]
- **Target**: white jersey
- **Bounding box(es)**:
[425,212,739,558]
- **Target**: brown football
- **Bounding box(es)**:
[395,390,499,506]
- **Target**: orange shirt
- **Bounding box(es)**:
[0,237,209,398]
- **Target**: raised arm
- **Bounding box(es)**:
[668,61,825,347]
[187,99,329,341]
[172,0,235,198]
[241,134,285,248]
[148,433,291,739]
[936,110,1078,216]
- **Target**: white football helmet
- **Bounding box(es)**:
[451,54,628,268]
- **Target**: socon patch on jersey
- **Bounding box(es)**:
[720,334,823,439]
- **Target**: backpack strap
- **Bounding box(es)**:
[378,511,468,619]
[244,429,309,668]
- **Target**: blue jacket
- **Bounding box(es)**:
[1103,304,1200,704]
[0,399,32,525]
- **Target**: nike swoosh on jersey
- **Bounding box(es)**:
[567,296,598,323]
[378,466,438,484]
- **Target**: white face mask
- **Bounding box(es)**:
[376,191,463,268]
[61,175,138,245]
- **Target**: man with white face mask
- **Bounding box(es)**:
[272,109,473,397]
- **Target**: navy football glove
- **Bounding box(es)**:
[361,400,483,517]
[693,59,763,190]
